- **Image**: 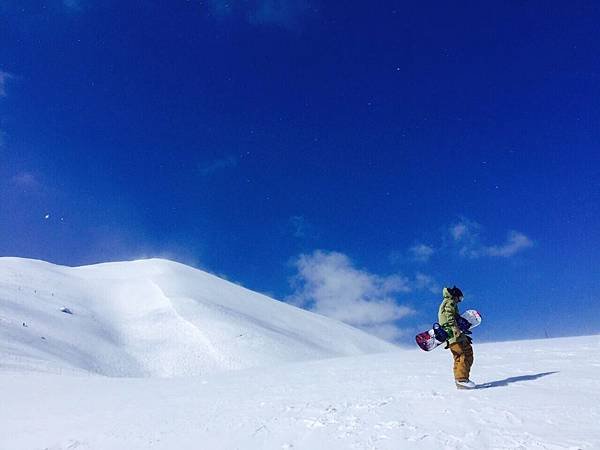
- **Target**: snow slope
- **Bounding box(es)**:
[1,257,598,449]
[0,257,395,377]
[1,336,599,449]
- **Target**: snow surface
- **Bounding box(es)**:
[1,257,599,449]
[0,257,394,377]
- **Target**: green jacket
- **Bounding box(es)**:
[438,287,467,345]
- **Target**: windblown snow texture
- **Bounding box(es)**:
[0,257,394,377]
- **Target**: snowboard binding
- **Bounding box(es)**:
[432,323,449,342]
[456,316,473,334]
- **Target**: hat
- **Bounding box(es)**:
[447,285,464,299]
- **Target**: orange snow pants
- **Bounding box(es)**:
[449,340,474,381]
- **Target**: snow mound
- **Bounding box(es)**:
[0,257,395,377]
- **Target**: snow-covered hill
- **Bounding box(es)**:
[1,335,599,449]
[1,257,598,449]
[0,257,395,377]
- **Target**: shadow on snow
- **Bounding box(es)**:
[477,371,559,389]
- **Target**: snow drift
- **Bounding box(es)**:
[0,257,395,377]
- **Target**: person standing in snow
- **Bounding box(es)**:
[438,286,475,389]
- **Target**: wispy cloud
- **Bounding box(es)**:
[208,0,316,29]
[286,250,414,341]
[409,243,435,262]
[450,218,533,258]
[414,272,440,294]
[449,218,481,257]
[288,215,316,238]
[249,0,313,28]
[11,172,43,191]
[198,155,238,176]
[449,217,491,245]
[0,69,12,151]
[485,231,533,257]
[63,0,81,9]
[0,70,12,97]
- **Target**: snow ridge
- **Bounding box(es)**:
[0,257,395,377]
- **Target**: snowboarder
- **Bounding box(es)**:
[438,286,476,389]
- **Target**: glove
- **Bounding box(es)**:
[452,327,462,339]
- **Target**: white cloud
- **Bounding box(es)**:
[450,222,468,241]
[485,231,533,257]
[287,250,414,341]
[448,218,482,258]
[450,218,480,243]
[409,243,435,262]
[449,218,532,258]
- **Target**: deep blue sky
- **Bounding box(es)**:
[1,1,599,343]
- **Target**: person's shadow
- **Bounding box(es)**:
[477,371,558,389]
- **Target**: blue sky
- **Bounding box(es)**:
[1,1,599,343]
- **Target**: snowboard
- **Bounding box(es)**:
[415,309,482,352]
